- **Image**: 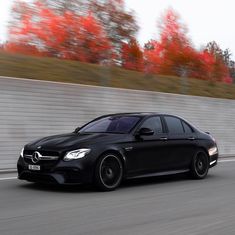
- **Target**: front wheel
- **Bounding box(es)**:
[190,150,209,179]
[94,154,123,191]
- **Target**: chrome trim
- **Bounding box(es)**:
[210,160,217,166]
[23,154,59,161]
[124,147,133,151]
[32,151,40,163]
[39,156,59,160]
[24,154,33,158]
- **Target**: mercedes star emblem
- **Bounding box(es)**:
[32,151,41,163]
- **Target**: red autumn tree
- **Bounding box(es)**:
[190,42,232,83]
[8,0,138,64]
[144,40,162,74]
[4,43,40,56]
[7,0,112,64]
[143,9,192,76]
[144,8,232,83]
[155,9,198,77]
[89,0,139,61]
[77,13,113,63]
[203,41,232,82]
[121,38,144,71]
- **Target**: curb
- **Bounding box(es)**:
[220,155,235,159]
[0,169,17,174]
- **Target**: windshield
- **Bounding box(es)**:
[79,116,141,134]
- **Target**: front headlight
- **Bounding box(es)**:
[208,146,218,156]
[63,149,91,161]
[20,148,24,158]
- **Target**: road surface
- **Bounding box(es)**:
[0,159,235,235]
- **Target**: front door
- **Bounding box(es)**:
[127,116,169,175]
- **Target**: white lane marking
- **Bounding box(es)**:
[0,177,17,181]
[219,159,235,163]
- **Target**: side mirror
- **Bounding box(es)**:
[137,128,154,136]
[74,127,80,133]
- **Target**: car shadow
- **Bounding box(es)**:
[122,173,218,191]
[18,172,217,193]
[18,182,95,193]
[122,173,189,188]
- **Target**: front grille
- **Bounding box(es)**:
[24,150,59,157]
[24,157,57,168]
[23,149,60,169]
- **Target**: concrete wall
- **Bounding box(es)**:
[0,76,234,170]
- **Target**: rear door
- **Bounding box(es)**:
[163,115,197,170]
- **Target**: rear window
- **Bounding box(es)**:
[165,116,184,134]
[182,121,193,133]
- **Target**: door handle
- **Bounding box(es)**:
[188,137,195,140]
[160,137,168,141]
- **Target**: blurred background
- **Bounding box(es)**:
[0,0,235,170]
[0,0,235,90]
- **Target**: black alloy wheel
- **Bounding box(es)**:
[94,154,123,191]
[190,150,209,179]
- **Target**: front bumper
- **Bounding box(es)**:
[17,156,94,185]
[209,153,219,168]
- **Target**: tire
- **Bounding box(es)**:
[94,153,123,191]
[190,150,209,179]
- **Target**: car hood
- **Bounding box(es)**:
[26,132,128,151]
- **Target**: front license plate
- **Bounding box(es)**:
[28,165,40,171]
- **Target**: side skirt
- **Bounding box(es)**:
[126,169,190,180]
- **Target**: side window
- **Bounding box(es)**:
[140,116,163,134]
[165,116,184,134]
[182,121,193,134]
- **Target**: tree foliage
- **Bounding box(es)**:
[6,3,233,84]
[121,38,143,71]
[7,1,112,63]
[143,9,232,83]
[89,0,139,50]
[40,0,88,13]
[8,0,138,63]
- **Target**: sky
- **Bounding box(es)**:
[1,0,235,58]
[125,0,235,58]
[0,1,12,42]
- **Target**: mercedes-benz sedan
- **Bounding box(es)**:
[17,113,218,191]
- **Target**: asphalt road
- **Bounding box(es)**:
[1,160,235,235]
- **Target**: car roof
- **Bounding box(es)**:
[102,113,190,122]
[101,113,197,131]
[103,112,164,117]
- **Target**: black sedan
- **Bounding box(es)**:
[17,113,218,191]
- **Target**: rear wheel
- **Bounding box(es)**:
[190,150,209,179]
[94,154,123,191]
